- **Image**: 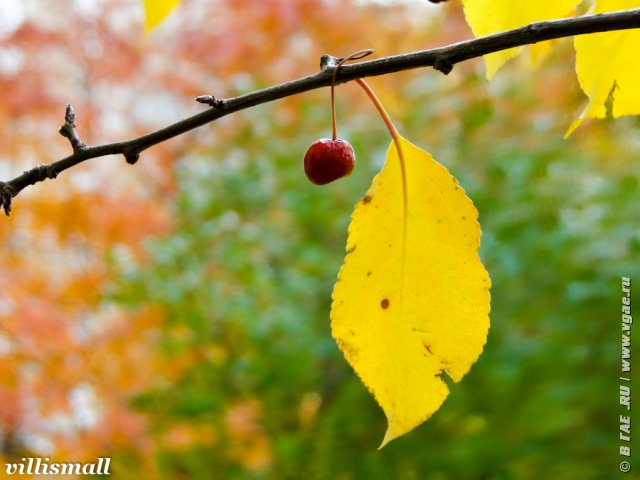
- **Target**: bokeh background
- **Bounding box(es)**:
[1,0,639,478]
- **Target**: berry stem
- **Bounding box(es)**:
[330,49,374,142]
[331,81,337,141]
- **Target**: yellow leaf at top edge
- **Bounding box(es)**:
[143,0,181,32]
[461,0,581,79]
[567,0,640,137]
[330,137,491,448]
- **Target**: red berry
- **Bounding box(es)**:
[303,139,356,185]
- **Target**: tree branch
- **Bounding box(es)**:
[2,8,640,217]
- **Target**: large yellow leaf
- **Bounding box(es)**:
[462,0,581,79]
[143,0,181,32]
[331,137,491,447]
[567,1,640,136]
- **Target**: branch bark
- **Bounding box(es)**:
[2,8,640,216]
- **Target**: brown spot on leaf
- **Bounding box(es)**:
[381,298,390,309]
[336,339,359,361]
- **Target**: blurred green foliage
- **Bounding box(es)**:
[108,60,640,479]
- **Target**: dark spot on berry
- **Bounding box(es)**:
[381,298,390,309]
[362,195,372,204]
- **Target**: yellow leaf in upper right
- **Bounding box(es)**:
[143,0,181,32]
[567,1,640,136]
[462,0,581,79]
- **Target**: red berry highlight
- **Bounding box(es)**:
[303,139,356,185]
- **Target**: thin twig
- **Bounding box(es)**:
[2,8,640,216]
[58,104,86,152]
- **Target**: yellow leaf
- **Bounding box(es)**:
[331,137,491,448]
[567,1,640,136]
[143,0,181,32]
[462,0,581,79]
